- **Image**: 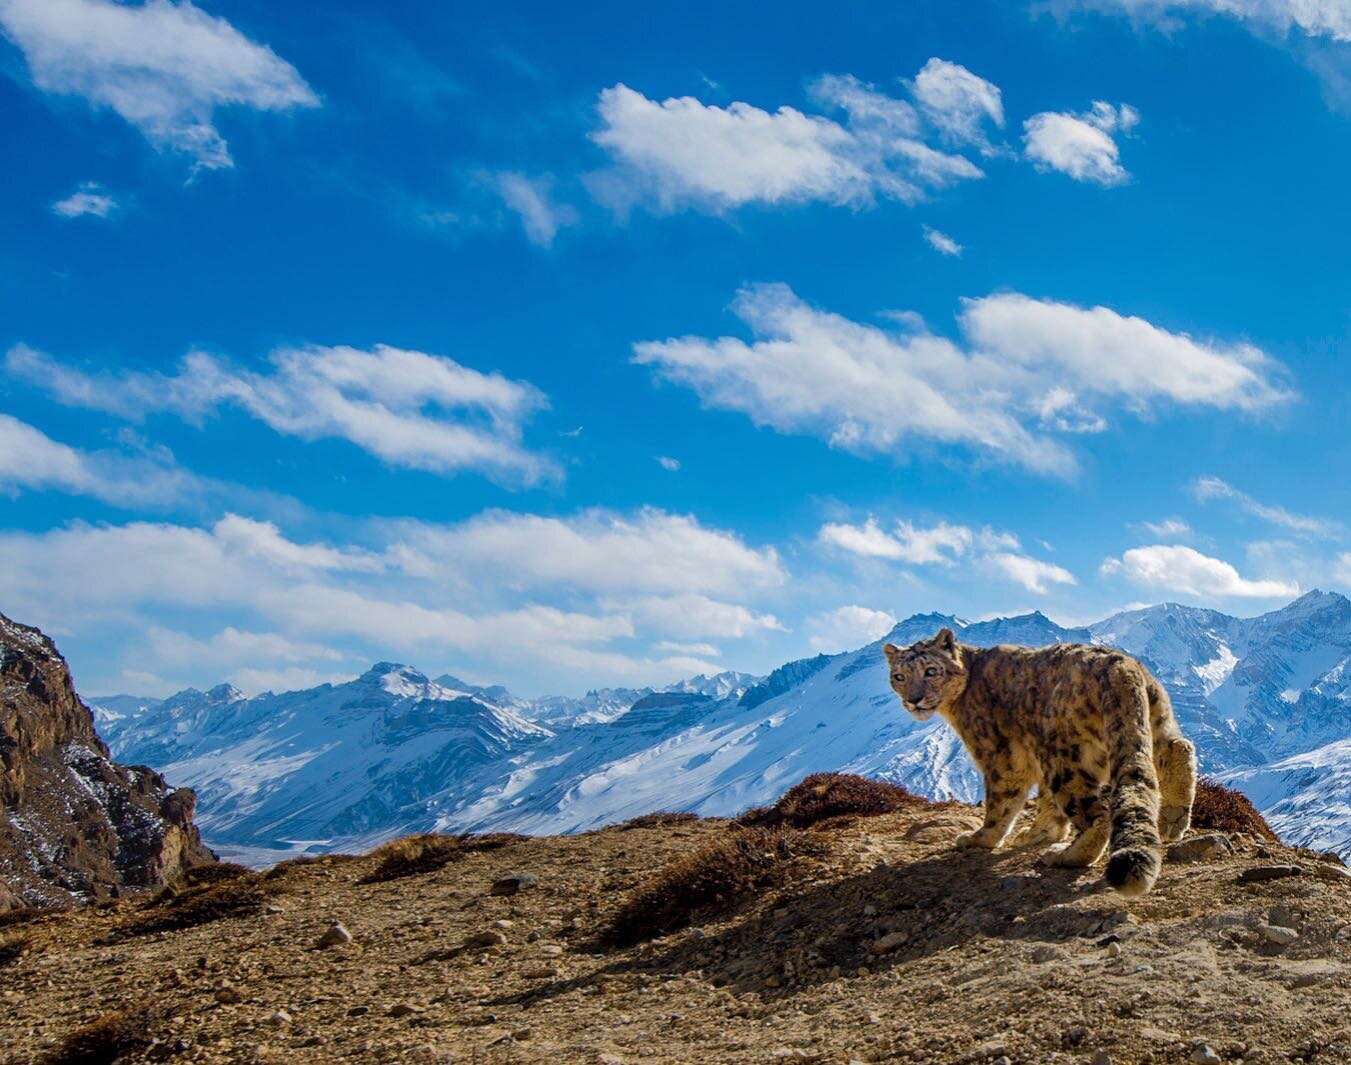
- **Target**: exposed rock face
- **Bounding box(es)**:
[0,610,213,910]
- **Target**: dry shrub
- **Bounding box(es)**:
[739,772,926,830]
[41,1009,155,1065]
[0,904,69,929]
[0,933,29,966]
[262,850,362,881]
[616,811,701,831]
[360,832,526,884]
[604,826,817,947]
[109,873,275,941]
[1191,778,1278,841]
[181,862,253,887]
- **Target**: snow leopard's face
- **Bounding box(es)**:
[883,628,967,721]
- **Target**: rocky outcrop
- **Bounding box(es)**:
[0,610,214,911]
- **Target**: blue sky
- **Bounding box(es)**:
[2,0,1350,698]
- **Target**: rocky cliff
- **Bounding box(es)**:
[0,611,213,911]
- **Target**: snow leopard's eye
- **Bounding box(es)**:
[924,666,941,677]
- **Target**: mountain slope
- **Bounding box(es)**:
[91,593,1351,860]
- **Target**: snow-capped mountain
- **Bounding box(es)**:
[92,592,1351,863]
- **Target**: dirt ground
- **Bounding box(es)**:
[2,804,1349,1065]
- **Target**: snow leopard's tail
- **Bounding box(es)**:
[1102,657,1163,896]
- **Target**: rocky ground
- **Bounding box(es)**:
[2,803,1349,1065]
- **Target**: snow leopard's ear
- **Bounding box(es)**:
[934,627,957,653]
[882,643,900,658]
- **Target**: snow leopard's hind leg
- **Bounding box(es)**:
[1148,678,1196,843]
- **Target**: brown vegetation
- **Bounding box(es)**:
[106,872,277,941]
[739,772,927,829]
[359,832,527,884]
[0,932,29,966]
[604,826,818,947]
[39,1009,155,1065]
[1191,777,1279,840]
[615,811,701,831]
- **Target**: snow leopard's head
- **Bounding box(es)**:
[883,627,967,721]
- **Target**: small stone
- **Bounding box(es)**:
[764,975,782,989]
[871,930,909,954]
[265,904,284,914]
[1314,864,1351,882]
[1106,942,1122,958]
[862,904,877,916]
[494,919,514,928]
[1167,834,1234,863]
[1191,1044,1222,1064]
[490,872,539,896]
[539,944,564,956]
[463,930,508,950]
[214,987,243,1005]
[388,1003,425,1018]
[1238,865,1302,883]
[1091,1053,1113,1065]
[512,1027,533,1041]
[346,1006,370,1017]
[1062,1027,1087,1048]
[316,922,352,948]
[1032,944,1066,963]
[267,1010,291,1027]
[1258,924,1299,946]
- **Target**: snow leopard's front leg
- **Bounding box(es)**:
[956,773,1032,850]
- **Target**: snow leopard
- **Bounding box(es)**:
[883,628,1196,896]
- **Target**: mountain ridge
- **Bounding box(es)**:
[90,592,1351,863]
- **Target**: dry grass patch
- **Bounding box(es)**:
[615,811,701,831]
[40,1009,156,1065]
[0,932,30,966]
[106,872,276,941]
[1191,778,1279,841]
[180,861,253,887]
[359,832,526,884]
[739,772,928,830]
[604,826,820,947]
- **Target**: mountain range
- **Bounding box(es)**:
[92,591,1351,864]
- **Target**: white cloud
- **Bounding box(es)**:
[607,594,785,639]
[807,604,897,654]
[1101,543,1300,598]
[819,517,973,565]
[910,57,1004,150]
[488,171,578,248]
[653,640,721,657]
[1068,0,1351,42]
[1023,101,1139,186]
[0,0,318,170]
[588,63,990,215]
[0,413,205,507]
[51,181,115,218]
[981,551,1077,594]
[1192,475,1339,537]
[1139,517,1192,538]
[389,508,785,596]
[922,225,962,256]
[6,342,556,485]
[0,506,784,693]
[656,455,681,471]
[634,284,1291,474]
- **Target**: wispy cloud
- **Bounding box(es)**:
[7,342,557,486]
[633,284,1293,474]
[820,516,1072,594]
[807,604,897,653]
[1066,0,1351,43]
[922,225,962,255]
[51,181,116,218]
[1192,475,1340,538]
[0,0,317,170]
[487,171,578,248]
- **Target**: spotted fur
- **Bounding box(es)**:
[883,628,1197,896]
